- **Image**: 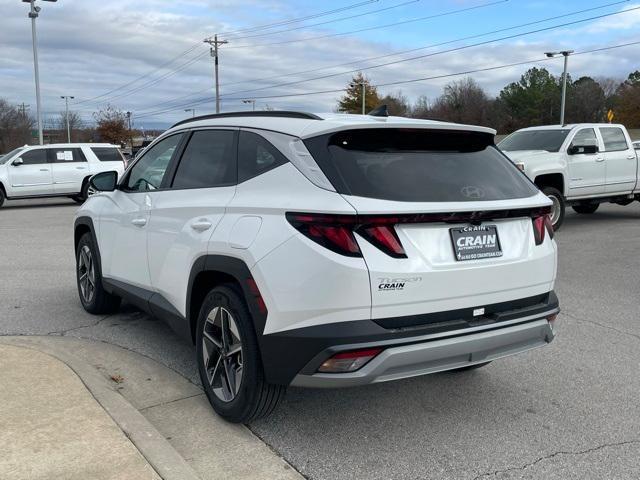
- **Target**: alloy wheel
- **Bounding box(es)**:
[202,306,244,402]
[548,194,561,226]
[78,245,96,303]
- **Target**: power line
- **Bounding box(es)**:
[218,3,639,99]
[224,0,509,49]
[132,39,640,119]
[136,0,598,114]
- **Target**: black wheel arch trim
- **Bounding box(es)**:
[74,216,102,275]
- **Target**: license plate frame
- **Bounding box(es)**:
[450,225,502,261]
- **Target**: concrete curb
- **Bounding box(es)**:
[0,336,201,480]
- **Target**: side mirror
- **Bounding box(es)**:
[89,171,118,192]
[568,144,598,155]
[12,158,23,166]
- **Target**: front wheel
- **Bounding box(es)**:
[542,186,565,230]
[572,204,599,214]
[76,233,121,314]
[0,188,5,207]
[196,285,285,423]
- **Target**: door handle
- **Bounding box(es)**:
[627,155,636,160]
[75,166,87,170]
[191,220,212,232]
[39,168,49,171]
[131,218,147,227]
[595,157,605,162]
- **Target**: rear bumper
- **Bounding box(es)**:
[290,317,555,388]
[259,291,559,386]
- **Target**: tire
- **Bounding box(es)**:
[448,362,491,372]
[72,179,91,204]
[572,204,599,215]
[0,187,5,207]
[76,232,121,314]
[196,285,285,423]
[542,186,565,231]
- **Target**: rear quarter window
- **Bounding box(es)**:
[91,147,124,162]
[304,128,538,202]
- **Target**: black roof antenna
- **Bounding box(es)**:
[368,104,389,117]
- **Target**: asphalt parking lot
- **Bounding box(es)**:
[1,198,639,480]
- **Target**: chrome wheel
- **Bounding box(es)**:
[78,245,95,303]
[548,194,561,226]
[201,306,243,402]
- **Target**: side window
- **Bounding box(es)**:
[124,134,182,192]
[238,131,288,183]
[570,128,597,149]
[50,148,87,163]
[599,128,628,152]
[19,149,48,165]
[91,147,124,162]
[171,130,236,189]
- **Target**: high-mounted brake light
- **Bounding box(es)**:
[532,213,554,245]
[318,348,383,373]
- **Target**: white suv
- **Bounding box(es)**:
[74,112,559,423]
[0,143,125,206]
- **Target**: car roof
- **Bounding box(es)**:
[515,123,627,132]
[23,143,119,148]
[165,111,496,138]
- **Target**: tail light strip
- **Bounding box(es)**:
[287,206,552,258]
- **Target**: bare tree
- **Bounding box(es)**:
[379,90,411,116]
[56,110,83,141]
[0,99,34,152]
[410,95,431,119]
[430,77,492,125]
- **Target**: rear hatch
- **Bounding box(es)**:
[304,127,556,326]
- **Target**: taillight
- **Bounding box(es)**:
[318,348,383,373]
[286,213,407,258]
[532,213,554,245]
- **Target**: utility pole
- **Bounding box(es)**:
[184,108,196,117]
[544,50,574,125]
[23,0,58,145]
[61,95,74,143]
[350,81,366,114]
[19,103,30,117]
[126,111,132,152]
[203,35,228,114]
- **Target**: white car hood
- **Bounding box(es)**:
[502,150,561,162]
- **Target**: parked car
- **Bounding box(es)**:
[499,124,639,229]
[75,111,559,423]
[633,140,640,150]
[0,143,126,207]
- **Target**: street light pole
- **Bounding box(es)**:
[184,108,195,117]
[61,95,74,143]
[242,99,256,111]
[544,50,573,125]
[23,0,57,145]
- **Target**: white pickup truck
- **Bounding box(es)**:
[499,123,639,229]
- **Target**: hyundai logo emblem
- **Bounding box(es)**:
[461,186,485,199]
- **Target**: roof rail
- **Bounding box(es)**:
[171,111,323,128]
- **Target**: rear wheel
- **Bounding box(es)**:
[0,187,5,207]
[76,233,121,314]
[542,186,565,230]
[572,204,599,214]
[196,285,285,423]
[72,179,91,204]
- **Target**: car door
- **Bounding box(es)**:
[146,129,238,317]
[598,127,636,194]
[49,147,90,194]
[6,148,53,196]
[566,127,606,198]
[97,134,183,291]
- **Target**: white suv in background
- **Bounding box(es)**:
[75,111,559,423]
[0,143,126,206]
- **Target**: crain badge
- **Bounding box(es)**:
[377,276,422,291]
[450,225,502,261]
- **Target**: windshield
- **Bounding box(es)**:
[304,128,538,202]
[499,129,571,152]
[0,147,25,164]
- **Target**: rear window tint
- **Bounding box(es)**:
[92,147,123,162]
[304,129,538,202]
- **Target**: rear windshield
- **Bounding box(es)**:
[304,128,537,202]
[91,147,124,162]
[499,129,571,152]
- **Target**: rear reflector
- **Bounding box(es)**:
[318,348,383,373]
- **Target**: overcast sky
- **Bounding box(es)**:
[1,0,639,128]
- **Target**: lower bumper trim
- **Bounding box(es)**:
[290,318,554,388]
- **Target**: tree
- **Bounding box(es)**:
[498,67,561,129]
[378,91,411,116]
[615,72,640,128]
[0,99,34,152]
[429,78,492,125]
[337,73,380,114]
[566,77,606,123]
[410,95,430,118]
[93,105,129,144]
[56,110,83,142]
